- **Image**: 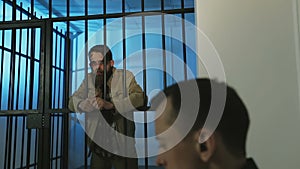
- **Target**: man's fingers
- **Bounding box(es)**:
[92,100,100,109]
[92,98,104,109]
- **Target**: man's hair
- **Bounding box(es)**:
[151,78,249,157]
[88,45,113,61]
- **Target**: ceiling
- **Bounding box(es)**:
[12,0,194,34]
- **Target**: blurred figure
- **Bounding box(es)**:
[151,78,258,169]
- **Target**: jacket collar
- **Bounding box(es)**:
[241,158,259,169]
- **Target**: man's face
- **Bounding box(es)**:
[155,98,202,169]
[89,51,114,76]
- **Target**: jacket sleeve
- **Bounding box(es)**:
[111,72,146,113]
[68,78,88,112]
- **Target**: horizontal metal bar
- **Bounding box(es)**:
[0,20,45,29]
[50,156,62,160]
[0,46,40,62]
[0,108,72,116]
[0,106,149,116]
[45,8,194,22]
[5,0,83,34]
[51,66,65,72]
[48,108,71,113]
[19,162,38,169]
[0,110,39,116]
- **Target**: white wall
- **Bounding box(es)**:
[196,0,300,168]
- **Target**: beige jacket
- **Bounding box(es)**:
[68,68,146,156]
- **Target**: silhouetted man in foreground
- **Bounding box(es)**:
[151,78,258,169]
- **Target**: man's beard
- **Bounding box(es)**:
[94,68,114,124]
[94,68,113,92]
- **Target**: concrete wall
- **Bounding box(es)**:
[196,0,300,168]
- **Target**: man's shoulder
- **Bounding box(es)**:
[242,158,259,169]
[113,69,134,77]
[81,72,94,78]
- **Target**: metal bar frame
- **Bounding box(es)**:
[141,1,149,169]
[0,0,195,168]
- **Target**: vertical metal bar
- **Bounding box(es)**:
[103,0,107,14]
[54,34,62,169]
[15,0,23,110]
[12,116,19,169]
[60,112,64,169]
[61,113,68,168]
[50,28,58,169]
[3,0,6,22]
[122,0,126,90]
[141,1,148,169]
[51,114,55,169]
[21,19,30,168]
[8,31,16,110]
[34,130,38,169]
[58,31,62,109]
[53,27,58,109]
[51,27,57,169]
[7,0,17,112]
[12,28,22,169]
[55,115,60,169]
[31,0,34,19]
[26,8,34,167]
[84,0,89,167]
[63,26,71,169]
[66,1,71,168]
[13,18,22,169]
[12,0,17,21]
[24,16,31,169]
[29,30,36,109]
[49,0,52,18]
[45,20,53,169]
[181,0,187,80]
[0,3,6,168]
[0,0,6,110]
[20,2,23,20]
[62,35,71,169]
[31,27,38,169]
[121,0,129,168]
[122,5,128,168]
[20,115,26,168]
[67,0,70,18]
[7,15,17,169]
[6,117,11,169]
[161,0,167,89]
[37,20,51,169]
[103,0,107,100]
[26,15,35,166]
[26,129,32,169]
[4,118,11,169]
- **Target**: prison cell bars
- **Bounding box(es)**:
[49,0,193,168]
[0,27,41,169]
[0,0,194,168]
[0,2,67,169]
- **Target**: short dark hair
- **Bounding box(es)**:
[88,45,113,61]
[151,78,249,157]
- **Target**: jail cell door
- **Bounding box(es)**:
[0,20,67,169]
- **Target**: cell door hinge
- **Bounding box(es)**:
[26,114,50,129]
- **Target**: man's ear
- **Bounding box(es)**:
[196,128,216,162]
